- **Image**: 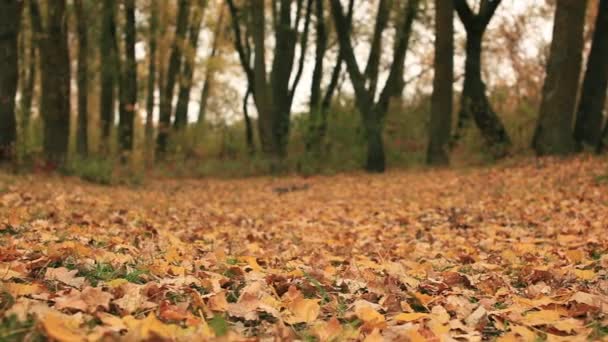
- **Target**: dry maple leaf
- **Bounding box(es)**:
[45,267,85,288]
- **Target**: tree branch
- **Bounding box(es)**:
[364,0,392,98]
[454,0,476,31]
[289,0,313,102]
[226,0,254,86]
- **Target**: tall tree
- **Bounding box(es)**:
[306,0,347,155]
[118,0,137,154]
[174,0,208,130]
[197,3,225,126]
[19,2,36,144]
[145,0,159,157]
[156,0,191,157]
[533,0,588,155]
[426,0,453,166]
[453,0,510,158]
[75,0,89,157]
[0,0,21,162]
[227,0,314,159]
[99,0,119,148]
[30,0,71,165]
[574,0,608,150]
[330,0,419,172]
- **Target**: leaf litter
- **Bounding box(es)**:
[1,157,608,341]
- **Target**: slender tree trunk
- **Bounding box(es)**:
[19,5,35,143]
[198,5,225,126]
[243,87,255,155]
[0,0,20,162]
[306,0,328,154]
[156,0,190,157]
[145,0,158,160]
[427,0,453,166]
[533,0,587,155]
[100,0,119,149]
[31,0,71,165]
[75,0,89,157]
[574,0,608,149]
[118,0,137,155]
[174,0,207,131]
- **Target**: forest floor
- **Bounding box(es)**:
[1,156,608,341]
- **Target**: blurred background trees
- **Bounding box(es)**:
[1,0,607,179]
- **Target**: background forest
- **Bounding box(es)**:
[0,0,607,181]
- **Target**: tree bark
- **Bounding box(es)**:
[75,0,89,157]
[100,0,119,148]
[0,0,20,162]
[31,0,71,165]
[533,0,587,155]
[427,0,453,166]
[453,0,510,158]
[574,0,608,150]
[174,0,207,130]
[118,0,137,155]
[156,0,190,157]
[145,0,159,157]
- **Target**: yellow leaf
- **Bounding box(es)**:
[522,310,561,326]
[393,312,429,322]
[287,297,320,324]
[208,292,229,312]
[41,312,85,342]
[313,317,342,341]
[355,305,385,325]
[413,292,434,306]
[552,318,583,333]
[4,283,44,296]
[106,278,128,288]
[565,250,585,263]
[429,319,450,337]
[572,269,595,280]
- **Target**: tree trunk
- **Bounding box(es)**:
[427,0,453,166]
[330,0,418,172]
[19,5,35,143]
[364,114,385,173]
[99,0,119,148]
[452,0,511,158]
[174,0,207,131]
[145,0,158,160]
[243,87,255,155]
[156,0,190,157]
[197,5,224,126]
[0,0,20,162]
[75,0,88,157]
[574,0,608,149]
[31,0,70,165]
[533,0,587,155]
[227,0,312,160]
[118,0,137,154]
[463,30,511,157]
